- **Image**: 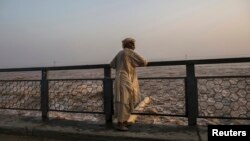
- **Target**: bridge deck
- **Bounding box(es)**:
[0,115,207,141]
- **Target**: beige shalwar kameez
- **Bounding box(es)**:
[110,48,147,123]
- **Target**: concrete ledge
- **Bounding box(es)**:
[0,115,207,141]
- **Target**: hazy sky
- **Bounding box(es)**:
[0,0,250,68]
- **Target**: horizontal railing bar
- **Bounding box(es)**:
[0,67,44,72]
[187,57,250,65]
[147,61,187,66]
[1,75,249,81]
[49,109,104,114]
[3,76,249,81]
[47,64,109,71]
[0,80,41,81]
[196,75,250,79]
[0,57,249,72]
[48,78,104,81]
[131,112,186,117]
[0,65,109,72]
[139,77,186,80]
[147,57,250,66]
[0,107,40,111]
[198,116,250,120]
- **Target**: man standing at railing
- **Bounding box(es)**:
[110,38,148,131]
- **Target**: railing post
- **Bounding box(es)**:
[41,68,49,121]
[186,63,198,126]
[103,66,113,125]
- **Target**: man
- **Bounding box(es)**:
[110,38,148,131]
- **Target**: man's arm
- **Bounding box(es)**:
[131,51,148,67]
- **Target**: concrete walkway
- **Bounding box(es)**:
[0,115,207,141]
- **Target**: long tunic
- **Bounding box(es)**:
[110,48,147,122]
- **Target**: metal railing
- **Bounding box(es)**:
[0,57,249,126]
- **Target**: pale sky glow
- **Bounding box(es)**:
[0,0,250,68]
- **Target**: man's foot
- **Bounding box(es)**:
[123,121,133,127]
[116,125,129,131]
[116,122,129,131]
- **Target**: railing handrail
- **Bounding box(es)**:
[0,57,249,72]
[148,57,250,66]
[0,64,109,72]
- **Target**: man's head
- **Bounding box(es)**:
[122,38,135,50]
